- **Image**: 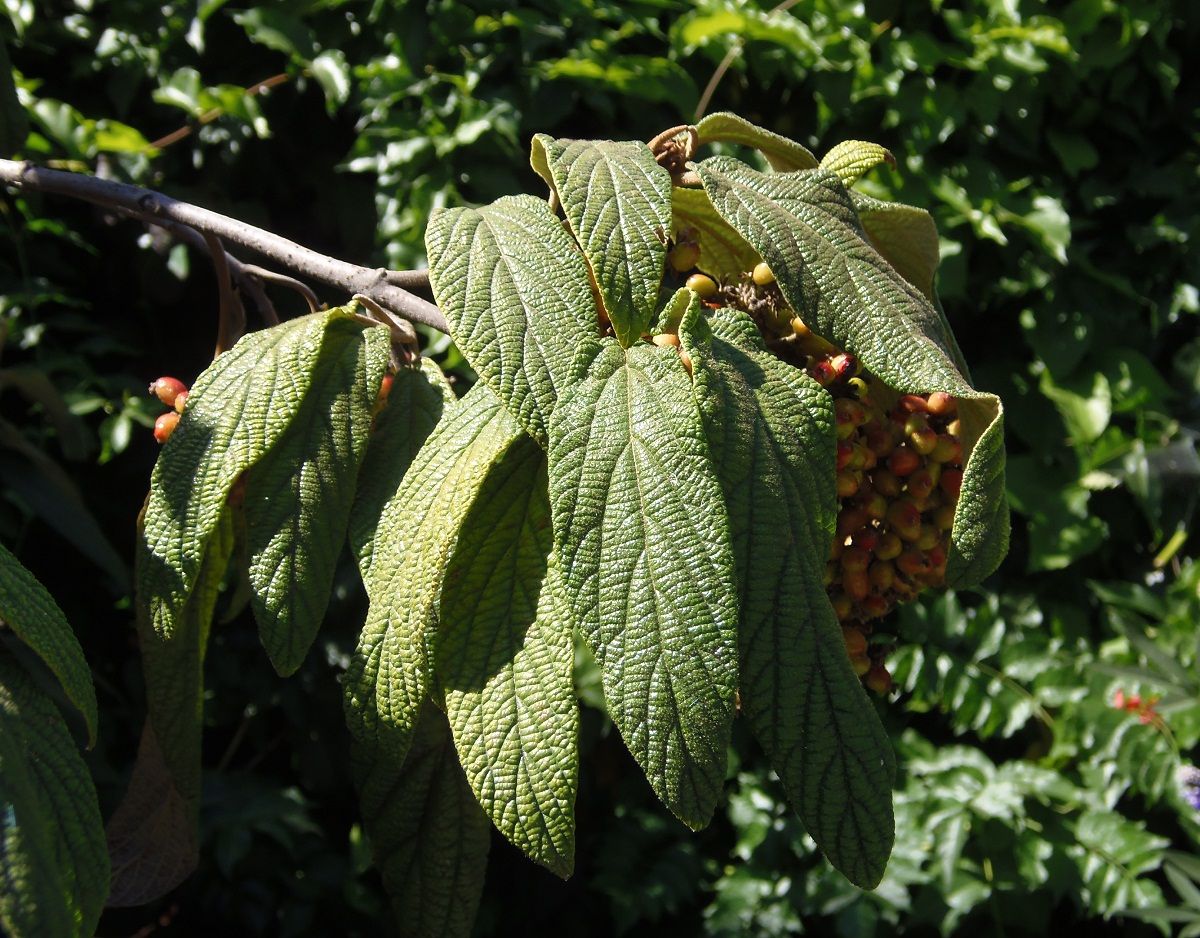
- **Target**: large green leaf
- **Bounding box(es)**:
[344,383,524,814]
[672,186,759,281]
[139,308,360,645]
[547,337,739,829]
[437,443,578,877]
[0,646,107,938]
[137,505,235,822]
[348,358,452,578]
[138,310,358,813]
[693,157,1008,587]
[244,319,389,676]
[353,702,490,938]
[531,135,672,347]
[684,305,895,887]
[851,193,940,300]
[0,540,97,744]
[694,112,818,172]
[425,194,597,445]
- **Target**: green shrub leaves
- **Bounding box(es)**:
[126,121,1008,935]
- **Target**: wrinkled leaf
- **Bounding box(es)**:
[694,157,1008,587]
[694,112,818,172]
[437,444,578,876]
[244,319,389,676]
[685,305,894,887]
[426,194,597,444]
[0,539,97,743]
[0,646,108,937]
[531,136,672,347]
[548,337,738,829]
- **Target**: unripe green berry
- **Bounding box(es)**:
[876,532,903,560]
[668,242,701,272]
[930,434,962,464]
[752,261,775,285]
[686,273,718,298]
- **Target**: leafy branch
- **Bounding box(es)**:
[0,159,449,336]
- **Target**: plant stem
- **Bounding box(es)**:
[0,159,450,333]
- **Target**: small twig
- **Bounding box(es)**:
[240,275,280,326]
[0,159,449,333]
[693,0,804,122]
[383,268,430,292]
[203,232,242,356]
[150,73,291,150]
[242,264,320,313]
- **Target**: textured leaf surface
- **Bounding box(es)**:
[344,384,524,810]
[694,157,1008,586]
[426,194,597,444]
[244,320,389,676]
[820,140,895,187]
[138,506,235,819]
[694,112,818,171]
[353,702,489,938]
[0,646,108,938]
[0,540,97,743]
[349,358,452,578]
[685,306,895,887]
[672,186,759,281]
[438,444,577,876]
[531,135,672,346]
[851,193,940,299]
[139,310,356,643]
[548,338,738,828]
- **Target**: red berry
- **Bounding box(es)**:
[898,394,929,414]
[843,569,870,602]
[149,376,188,409]
[926,391,957,416]
[940,468,964,500]
[841,546,871,574]
[861,595,891,619]
[843,626,868,657]
[888,445,922,477]
[865,665,893,695]
[154,411,180,444]
[930,434,962,464]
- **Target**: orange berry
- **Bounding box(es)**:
[851,653,871,677]
[154,411,180,444]
[865,665,893,694]
[888,445,922,477]
[652,332,681,348]
[149,376,188,409]
[869,561,895,591]
[173,389,189,413]
[843,627,868,657]
[926,391,957,416]
[843,569,870,602]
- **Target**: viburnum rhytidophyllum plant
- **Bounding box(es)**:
[133,114,1007,935]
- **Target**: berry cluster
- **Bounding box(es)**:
[148,376,189,444]
[665,246,967,696]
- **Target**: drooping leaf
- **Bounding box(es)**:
[344,383,524,817]
[672,186,759,281]
[137,505,235,826]
[693,157,1008,587]
[243,319,389,676]
[354,702,490,938]
[426,194,598,444]
[437,443,578,877]
[138,310,359,818]
[139,308,361,645]
[684,305,895,887]
[548,337,739,829]
[694,112,818,172]
[851,193,941,300]
[349,358,452,578]
[820,140,895,187]
[531,135,672,347]
[0,539,97,743]
[105,721,197,907]
[0,646,108,938]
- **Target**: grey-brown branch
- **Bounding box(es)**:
[0,159,449,334]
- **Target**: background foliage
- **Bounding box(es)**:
[2,0,1198,934]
